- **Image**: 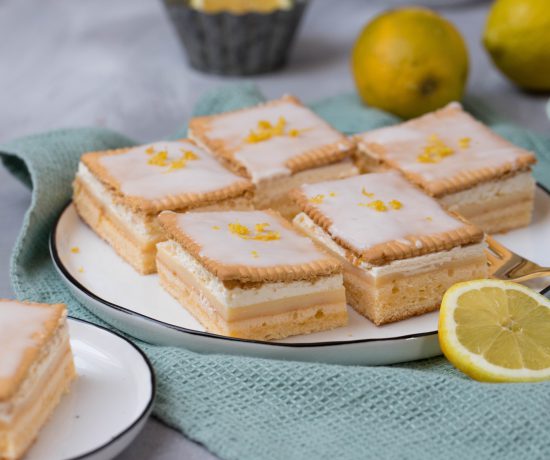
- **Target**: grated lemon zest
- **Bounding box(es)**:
[228,222,280,241]
[309,194,325,204]
[417,134,455,163]
[389,199,403,210]
[458,137,471,149]
[245,117,306,143]
[361,187,375,198]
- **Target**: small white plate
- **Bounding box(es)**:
[50,186,550,366]
[26,318,155,460]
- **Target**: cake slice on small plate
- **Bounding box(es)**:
[0,300,76,460]
[188,95,357,218]
[156,209,347,340]
[73,139,253,274]
[292,172,487,325]
[353,102,537,233]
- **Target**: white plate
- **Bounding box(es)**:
[26,318,155,460]
[50,186,550,366]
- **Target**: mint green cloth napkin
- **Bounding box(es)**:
[2,84,550,460]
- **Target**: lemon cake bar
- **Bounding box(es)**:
[188,95,357,218]
[73,139,253,274]
[156,209,347,340]
[354,102,537,233]
[0,300,75,460]
[292,172,487,325]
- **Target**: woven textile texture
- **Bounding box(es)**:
[2,84,550,460]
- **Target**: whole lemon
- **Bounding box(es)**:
[483,0,550,91]
[351,8,468,119]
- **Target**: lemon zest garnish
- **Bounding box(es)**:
[425,216,433,222]
[228,222,280,241]
[182,150,198,160]
[246,118,286,143]
[167,157,187,171]
[359,199,403,212]
[245,117,306,143]
[274,117,286,135]
[167,150,199,171]
[246,130,269,143]
[417,134,455,163]
[458,137,471,149]
[367,200,388,211]
[329,192,336,197]
[358,200,388,211]
[78,267,84,273]
[145,146,156,155]
[252,231,280,241]
[251,250,259,258]
[70,246,80,254]
[228,222,250,237]
[309,194,325,204]
[148,150,169,167]
[212,225,220,230]
[389,199,403,210]
[361,187,375,198]
[255,222,270,233]
[148,147,199,172]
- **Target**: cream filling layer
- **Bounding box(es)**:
[156,240,344,320]
[438,171,535,208]
[0,321,71,424]
[158,255,345,322]
[293,213,486,278]
[0,348,74,460]
[76,163,155,238]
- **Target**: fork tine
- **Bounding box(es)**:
[485,245,503,260]
[485,235,509,257]
[485,250,500,267]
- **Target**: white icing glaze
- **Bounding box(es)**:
[294,212,486,274]
[299,172,465,252]
[99,141,246,200]
[174,210,328,268]
[0,301,56,379]
[204,101,344,183]
[360,125,424,145]
[358,103,530,183]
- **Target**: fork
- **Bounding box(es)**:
[486,235,550,282]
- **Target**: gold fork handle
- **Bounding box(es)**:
[507,269,550,283]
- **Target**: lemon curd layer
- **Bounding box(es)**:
[0,301,76,460]
[157,240,344,322]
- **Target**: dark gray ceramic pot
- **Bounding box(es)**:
[162,0,308,76]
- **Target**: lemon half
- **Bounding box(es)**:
[439,280,550,382]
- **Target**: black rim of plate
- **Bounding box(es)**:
[64,317,156,460]
[50,183,550,349]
